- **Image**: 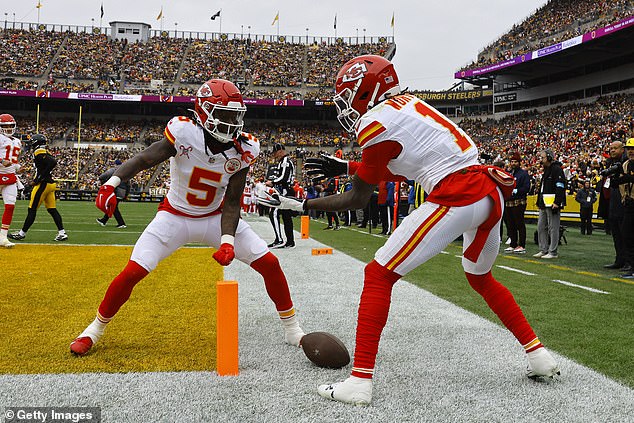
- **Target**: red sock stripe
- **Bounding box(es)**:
[351,367,374,379]
[385,205,449,271]
[526,343,544,353]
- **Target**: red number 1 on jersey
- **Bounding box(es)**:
[414,102,473,153]
[187,167,223,207]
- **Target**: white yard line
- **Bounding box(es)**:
[551,279,610,294]
[495,265,536,276]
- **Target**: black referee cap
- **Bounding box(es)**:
[272,143,284,152]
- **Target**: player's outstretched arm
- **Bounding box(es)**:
[114,138,176,182]
[305,174,375,212]
[97,138,176,217]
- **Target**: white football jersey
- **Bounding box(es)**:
[356,94,479,193]
[163,116,259,216]
[0,133,22,175]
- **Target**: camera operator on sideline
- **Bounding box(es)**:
[601,141,628,271]
[614,138,634,278]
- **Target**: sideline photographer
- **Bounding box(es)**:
[615,138,634,278]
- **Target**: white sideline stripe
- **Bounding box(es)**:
[496,265,536,276]
[13,229,143,235]
[551,279,610,294]
[10,242,207,248]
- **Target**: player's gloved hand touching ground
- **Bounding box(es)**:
[213,235,236,266]
[304,154,349,183]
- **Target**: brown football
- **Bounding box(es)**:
[300,331,350,369]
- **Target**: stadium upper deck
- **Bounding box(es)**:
[0,22,393,99]
[457,0,633,75]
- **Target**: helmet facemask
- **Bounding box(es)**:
[0,115,16,136]
[196,100,246,143]
[333,81,362,133]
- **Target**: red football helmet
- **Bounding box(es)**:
[193,79,246,143]
[333,55,401,132]
[0,114,17,136]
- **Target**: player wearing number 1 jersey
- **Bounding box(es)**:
[0,114,21,248]
[267,55,560,405]
[70,79,304,357]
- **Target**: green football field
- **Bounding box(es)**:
[4,199,633,388]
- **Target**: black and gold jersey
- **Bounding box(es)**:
[33,147,57,184]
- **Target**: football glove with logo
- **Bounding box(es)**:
[304,154,349,183]
[95,185,117,217]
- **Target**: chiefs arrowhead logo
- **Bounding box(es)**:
[341,62,367,83]
[197,83,213,97]
[1,176,8,182]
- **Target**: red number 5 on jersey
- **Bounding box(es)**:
[187,167,223,207]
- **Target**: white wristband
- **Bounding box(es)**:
[105,176,121,187]
[220,234,235,246]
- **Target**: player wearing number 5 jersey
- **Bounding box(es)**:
[70,79,304,357]
[0,114,21,248]
[292,55,560,405]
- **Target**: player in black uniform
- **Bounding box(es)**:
[9,134,68,241]
[268,143,296,248]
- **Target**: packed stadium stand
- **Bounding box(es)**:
[1,0,632,199]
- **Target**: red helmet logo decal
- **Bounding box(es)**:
[342,62,368,83]
[197,83,213,97]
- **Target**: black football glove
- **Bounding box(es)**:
[304,154,348,184]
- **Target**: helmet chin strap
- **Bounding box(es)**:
[366,82,381,110]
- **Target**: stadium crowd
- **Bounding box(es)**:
[8,91,633,196]
[459,0,633,71]
[0,27,390,99]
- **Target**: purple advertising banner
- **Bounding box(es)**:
[455,14,634,79]
[0,90,305,106]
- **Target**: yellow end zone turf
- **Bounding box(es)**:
[1,245,222,374]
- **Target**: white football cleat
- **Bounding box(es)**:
[0,236,15,248]
[318,376,373,406]
[283,324,305,347]
[527,347,560,380]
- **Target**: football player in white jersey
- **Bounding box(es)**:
[70,79,304,357]
[263,55,559,405]
[0,114,21,248]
